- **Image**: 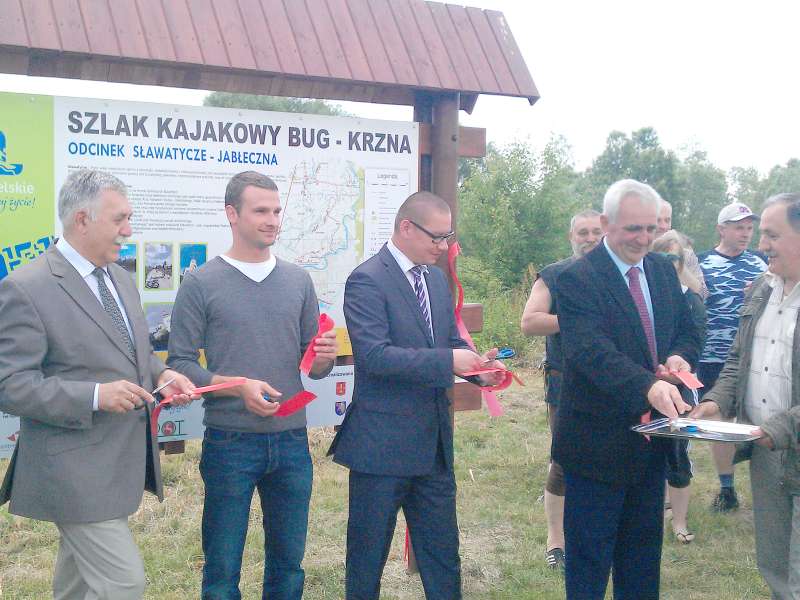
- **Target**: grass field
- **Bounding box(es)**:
[0,369,770,599]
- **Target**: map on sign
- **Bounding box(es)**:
[274,159,363,319]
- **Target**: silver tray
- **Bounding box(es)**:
[631,417,762,443]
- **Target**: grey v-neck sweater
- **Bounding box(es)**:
[168,256,328,433]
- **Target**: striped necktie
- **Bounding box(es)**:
[92,267,136,360]
[411,265,432,338]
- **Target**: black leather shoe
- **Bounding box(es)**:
[711,487,739,512]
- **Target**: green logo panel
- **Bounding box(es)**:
[0,92,55,279]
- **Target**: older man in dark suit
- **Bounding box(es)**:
[328,191,501,600]
[553,179,701,599]
[0,169,195,600]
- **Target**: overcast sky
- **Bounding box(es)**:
[1,0,797,175]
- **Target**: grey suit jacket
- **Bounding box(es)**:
[0,246,165,523]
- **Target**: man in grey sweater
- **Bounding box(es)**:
[168,171,337,600]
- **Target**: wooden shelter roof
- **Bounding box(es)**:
[0,0,538,112]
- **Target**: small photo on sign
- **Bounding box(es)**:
[144,242,174,290]
[144,302,173,352]
[179,243,207,283]
[116,243,137,282]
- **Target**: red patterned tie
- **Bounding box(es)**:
[626,266,657,427]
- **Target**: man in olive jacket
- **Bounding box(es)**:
[693,192,800,600]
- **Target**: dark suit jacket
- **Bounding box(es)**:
[552,243,701,486]
[328,244,471,477]
[0,246,165,522]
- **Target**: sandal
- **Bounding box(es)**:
[545,547,566,570]
[674,529,695,544]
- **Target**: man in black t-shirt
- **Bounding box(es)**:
[521,208,602,570]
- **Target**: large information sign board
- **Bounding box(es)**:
[0,93,418,456]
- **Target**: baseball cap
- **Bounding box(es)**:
[717,202,759,225]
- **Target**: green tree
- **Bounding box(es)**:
[729,160,800,215]
[728,166,762,208]
[674,151,729,252]
[580,128,683,216]
[458,137,579,288]
[758,159,800,209]
[204,92,350,116]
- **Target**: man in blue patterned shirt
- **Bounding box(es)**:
[698,202,767,511]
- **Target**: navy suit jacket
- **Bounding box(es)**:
[552,243,701,486]
[328,244,471,476]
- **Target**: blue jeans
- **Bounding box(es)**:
[199,427,313,600]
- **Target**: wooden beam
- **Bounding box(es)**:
[418,123,486,159]
[452,302,484,411]
[453,381,482,411]
[460,303,483,334]
[160,440,185,454]
[414,91,433,192]
[431,92,460,279]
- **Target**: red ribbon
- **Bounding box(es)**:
[460,367,525,392]
[671,370,704,389]
[447,242,505,416]
[151,379,320,434]
[151,378,246,434]
[274,390,318,417]
[299,314,335,375]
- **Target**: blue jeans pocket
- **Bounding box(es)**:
[286,427,309,443]
[202,428,243,445]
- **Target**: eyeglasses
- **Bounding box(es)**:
[408,220,456,244]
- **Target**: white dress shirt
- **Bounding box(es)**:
[386,239,434,340]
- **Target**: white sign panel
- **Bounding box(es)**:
[0,95,417,456]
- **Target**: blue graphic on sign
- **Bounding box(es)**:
[0,131,23,175]
[0,236,53,279]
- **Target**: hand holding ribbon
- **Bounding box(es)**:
[655,355,693,385]
[299,314,336,375]
[477,348,508,386]
[155,369,199,407]
[238,378,282,417]
[460,368,525,391]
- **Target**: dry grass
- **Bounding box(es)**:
[0,369,769,599]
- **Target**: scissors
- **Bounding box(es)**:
[481,347,516,364]
[134,377,176,410]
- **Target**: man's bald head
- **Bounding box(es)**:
[394,191,451,232]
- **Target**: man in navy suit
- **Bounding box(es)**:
[553,179,702,599]
[328,191,501,600]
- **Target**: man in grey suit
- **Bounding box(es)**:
[0,169,196,600]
